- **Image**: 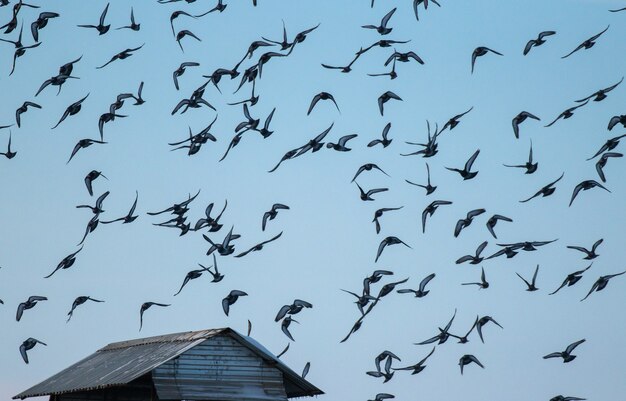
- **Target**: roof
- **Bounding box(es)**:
[13,327,323,400]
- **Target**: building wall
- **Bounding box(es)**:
[152,334,288,401]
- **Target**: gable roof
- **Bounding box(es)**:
[14,328,323,400]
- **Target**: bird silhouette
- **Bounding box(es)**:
[516,265,539,291]
[454,208,486,237]
[446,149,480,180]
[396,273,435,298]
[569,180,610,207]
[504,141,537,174]
[581,271,626,301]
[512,111,540,139]
[459,354,484,374]
[77,3,110,35]
[456,241,489,265]
[543,339,585,362]
[471,46,502,73]
[20,338,46,364]
[66,296,104,322]
[562,25,609,58]
[422,200,453,233]
[519,172,564,203]
[16,296,47,321]
[550,264,592,295]
[462,267,489,289]
[523,31,556,55]
[362,8,396,35]
[567,239,603,260]
[139,302,170,331]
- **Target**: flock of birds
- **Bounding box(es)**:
[1,1,625,401]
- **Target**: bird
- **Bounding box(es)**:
[516,265,539,291]
[544,101,589,127]
[222,290,248,316]
[567,239,603,260]
[378,91,402,116]
[462,267,489,289]
[352,163,390,182]
[234,232,283,258]
[117,7,140,31]
[375,236,411,263]
[368,394,395,401]
[412,0,441,21]
[549,396,586,401]
[355,182,388,201]
[405,163,436,195]
[569,180,610,207]
[442,107,473,132]
[392,347,434,375]
[52,93,89,129]
[520,172,564,203]
[66,296,104,322]
[396,273,435,298]
[562,25,609,58]
[446,149,480,180]
[84,170,107,197]
[281,315,298,341]
[550,264,592,295]
[15,101,41,127]
[456,241,489,265]
[16,296,47,321]
[607,115,626,131]
[276,343,289,358]
[302,362,310,379]
[367,350,400,382]
[595,152,622,182]
[476,316,502,343]
[204,226,239,256]
[76,191,110,214]
[275,299,313,321]
[581,271,626,301]
[454,208,486,237]
[512,111,540,139]
[523,31,556,55]
[101,192,139,224]
[67,139,107,164]
[327,134,357,151]
[449,317,479,344]
[368,123,392,148]
[485,214,512,239]
[543,339,586,362]
[422,200,453,233]
[459,354,484,374]
[372,206,403,234]
[362,7,396,35]
[30,12,59,42]
[201,255,224,283]
[19,338,46,364]
[575,77,622,102]
[172,62,200,90]
[471,46,502,73]
[308,92,340,115]
[369,57,398,79]
[415,309,456,345]
[262,204,289,231]
[261,20,294,51]
[504,141,538,174]
[96,44,144,69]
[139,302,170,331]
[77,214,100,246]
[176,29,202,52]
[77,3,110,35]
[586,134,626,160]
[44,247,83,278]
[385,50,424,66]
[0,132,16,159]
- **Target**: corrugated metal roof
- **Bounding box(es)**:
[13,328,323,400]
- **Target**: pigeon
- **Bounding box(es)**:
[567,239,603,260]
[454,208,486,237]
[543,339,585,362]
[459,354,484,374]
[66,296,104,322]
[375,236,411,262]
[516,265,539,291]
[139,302,170,331]
[222,290,248,316]
[595,152,622,182]
[378,91,402,116]
[462,267,489,289]
[523,31,556,55]
[476,316,502,343]
[396,273,435,298]
[392,347,435,375]
[16,296,47,321]
[562,25,609,58]
[581,271,626,301]
[20,338,47,364]
[512,111,540,139]
[471,46,503,73]
[520,173,564,203]
[422,200,453,233]
[446,149,480,180]
[262,203,290,231]
[550,264,592,295]
[485,214,513,239]
[569,180,610,207]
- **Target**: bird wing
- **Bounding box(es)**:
[20,344,29,364]
[381,7,396,27]
[419,273,435,292]
[464,149,480,171]
[523,39,536,55]
[222,297,230,316]
[565,339,586,354]
[468,355,484,368]
[375,240,388,263]
[99,3,110,26]
[454,219,465,237]
[569,183,584,207]
[476,241,488,256]
[543,352,562,359]
[589,25,610,41]
[307,94,322,115]
[275,305,291,321]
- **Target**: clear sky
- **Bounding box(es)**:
[1,1,626,400]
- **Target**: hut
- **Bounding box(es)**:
[13,328,323,401]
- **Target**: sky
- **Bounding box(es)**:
[1,0,626,400]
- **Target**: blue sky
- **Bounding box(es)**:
[2,1,626,400]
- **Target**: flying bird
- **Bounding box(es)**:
[476,315,502,343]
[454,208,486,237]
[406,163,437,195]
[543,339,586,362]
[368,123,392,148]
[96,44,144,69]
[327,134,358,151]
[516,265,539,291]
[422,200,452,233]
[234,232,283,258]
[545,101,589,127]
[462,267,489,289]
[595,152,622,182]
[575,77,622,102]
[117,7,140,31]
[355,182,388,201]
[520,172,564,203]
[569,180,610,206]
[67,139,107,164]
[362,7,396,35]
[567,239,603,260]
[66,296,104,322]
[562,25,609,58]
[523,31,556,55]
[84,170,107,197]
[19,338,46,364]
[550,264,592,295]
[262,204,289,231]
[471,46,502,73]
[352,163,389,182]
[375,236,411,263]
[442,107,473,132]
[172,62,200,90]
[586,134,626,160]
[44,247,83,278]
[275,299,313,321]
[413,0,441,21]
[396,273,435,298]
[372,206,403,234]
[378,91,402,116]
[76,191,110,214]
[0,132,16,159]
[456,241,489,265]
[504,141,537,174]
[446,149,480,180]
[139,302,170,331]
[77,3,110,35]
[176,29,201,52]
[52,93,89,129]
[308,92,340,115]
[222,290,248,316]
[16,296,47,321]
[581,271,626,301]
[15,101,41,127]
[30,12,59,42]
[459,354,484,374]
[512,111,540,139]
